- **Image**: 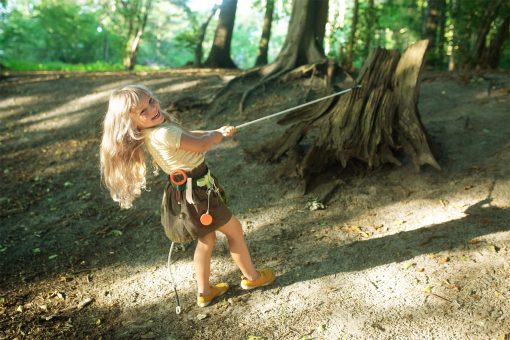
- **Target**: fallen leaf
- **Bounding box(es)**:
[110,230,123,237]
[422,285,433,294]
[78,297,94,309]
[468,238,479,245]
[439,257,450,263]
[360,231,372,238]
[403,261,416,270]
[197,313,208,320]
[442,279,460,291]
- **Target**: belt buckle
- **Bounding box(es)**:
[169,169,187,186]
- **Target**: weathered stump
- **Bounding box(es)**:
[254,40,440,185]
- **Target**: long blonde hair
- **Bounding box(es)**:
[100,85,154,209]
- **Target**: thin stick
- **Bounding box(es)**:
[235,85,361,130]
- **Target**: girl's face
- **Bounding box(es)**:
[130,94,164,129]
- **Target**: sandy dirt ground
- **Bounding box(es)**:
[0,68,509,339]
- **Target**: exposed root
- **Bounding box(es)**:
[238,67,291,114]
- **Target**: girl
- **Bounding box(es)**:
[100,85,275,307]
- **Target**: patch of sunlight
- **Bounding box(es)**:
[157,80,203,94]
[40,160,81,177]
[349,266,420,309]
[0,95,38,118]
[92,261,195,309]
[19,88,114,131]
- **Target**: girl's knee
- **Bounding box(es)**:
[198,232,216,247]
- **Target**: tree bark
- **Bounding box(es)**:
[254,0,275,66]
[260,0,328,77]
[194,5,219,67]
[256,40,439,186]
[484,14,510,68]
[203,0,238,68]
[473,0,503,68]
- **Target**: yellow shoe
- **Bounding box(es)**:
[197,283,229,307]
[240,268,276,290]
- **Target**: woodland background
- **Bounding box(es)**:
[1,0,509,73]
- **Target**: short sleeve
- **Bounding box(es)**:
[153,124,182,149]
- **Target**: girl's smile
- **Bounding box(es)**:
[130,94,164,129]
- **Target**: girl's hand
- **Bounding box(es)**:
[217,125,236,137]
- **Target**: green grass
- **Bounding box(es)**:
[2,60,164,72]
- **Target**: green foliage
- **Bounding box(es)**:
[0,0,508,71]
[2,59,125,71]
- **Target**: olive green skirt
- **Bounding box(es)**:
[160,163,232,243]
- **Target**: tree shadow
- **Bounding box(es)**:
[276,198,509,286]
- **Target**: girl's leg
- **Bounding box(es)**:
[194,231,216,295]
[217,216,259,281]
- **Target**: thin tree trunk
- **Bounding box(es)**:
[195,5,219,67]
[437,0,446,68]
[363,0,375,59]
[423,0,441,66]
[123,0,152,71]
[344,0,359,70]
[255,0,275,66]
[203,0,238,68]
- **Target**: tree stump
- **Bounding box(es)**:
[255,40,440,186]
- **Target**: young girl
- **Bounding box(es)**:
[100,85,275,307]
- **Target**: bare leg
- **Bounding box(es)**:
[194,231,216,295]
[217,216,259,281]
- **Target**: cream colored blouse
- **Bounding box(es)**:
[142,122,204,173]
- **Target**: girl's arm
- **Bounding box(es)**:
[189,130,210,136]
[180,126,235,153]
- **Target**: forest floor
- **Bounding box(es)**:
[0,67,509,340]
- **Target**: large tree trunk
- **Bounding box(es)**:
[254,40,439,186]
[254,0,275,66]
[203,0,238,68]
[227,0,328,112]
[261,0,328,76]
